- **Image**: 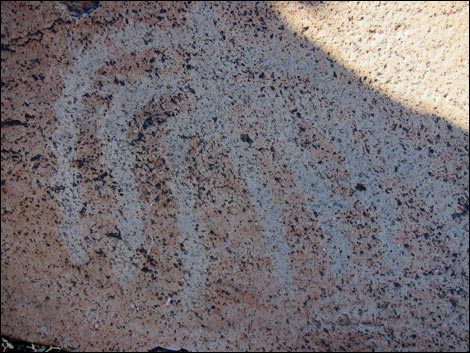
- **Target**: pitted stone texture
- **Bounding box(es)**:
[1,1,468,352]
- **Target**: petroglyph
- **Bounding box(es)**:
[52,24,164,283]
[51,14,405,293]
[3,1,468,351]
[51,20,298,291]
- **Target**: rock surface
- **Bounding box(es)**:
[1,1,468,351]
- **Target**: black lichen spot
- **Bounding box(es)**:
[131,132,145,145]
[240,134,254,145]
[148,347,189,352]
[92,171,108,183]
[62,1,100,17]
[146,255,157,266]
[105,226,122,240]
[114,77,126,86]
[452,195,469,220]
[1,44,16,53]
[355,183,367,192]
[79,202,88,216]
[24,113,36,121]
[30,154,41,161]
[32,74,44,81]
[141,266,152,273]
[1,119,27,128]
[143,117,153,130]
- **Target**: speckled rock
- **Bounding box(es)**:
[1,1,468,352]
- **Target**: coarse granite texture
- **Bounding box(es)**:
[1,1,468,352]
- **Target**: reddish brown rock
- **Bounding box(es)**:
[1,1,468,351]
